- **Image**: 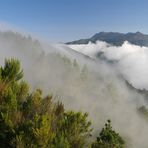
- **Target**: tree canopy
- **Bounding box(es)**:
[0,59,125,148]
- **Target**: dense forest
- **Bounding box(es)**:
[0,58,125,147]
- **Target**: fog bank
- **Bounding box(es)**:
[0,31,148,147]
[69,41,148,90]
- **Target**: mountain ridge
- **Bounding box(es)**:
[66,31,148,47]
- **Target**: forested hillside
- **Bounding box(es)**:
[0,59,124,147]
[1,31,148,147]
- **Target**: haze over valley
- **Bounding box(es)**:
[0,30,148,147]
[1,0,148,147]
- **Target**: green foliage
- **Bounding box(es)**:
[1,59,23,82]
[0,59,92,148]
[0,59,125,148]
[91,120,125,148]
[56,111,92,148]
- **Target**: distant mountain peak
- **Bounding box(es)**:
[66,31,148,47]
[136,31,142,34]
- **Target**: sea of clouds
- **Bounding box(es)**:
[68,41,148,90]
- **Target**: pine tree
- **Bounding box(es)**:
[91,120,125,148]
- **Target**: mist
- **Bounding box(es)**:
[69,41,148,90]
[1,31,148,147]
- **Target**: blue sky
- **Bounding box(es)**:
[0,0,148,42]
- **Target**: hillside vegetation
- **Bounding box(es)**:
[0,59,125,147]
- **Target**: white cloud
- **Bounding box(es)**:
[68,41,148,90]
